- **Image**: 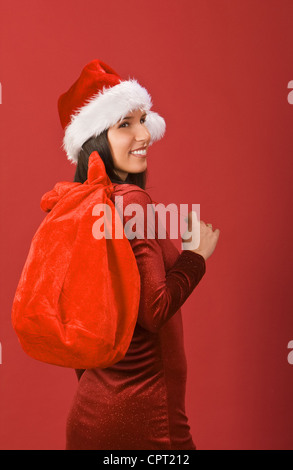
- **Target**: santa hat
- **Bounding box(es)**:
[58,59,166,164]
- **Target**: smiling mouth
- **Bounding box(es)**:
[129,149,147,157]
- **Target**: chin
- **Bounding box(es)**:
[129,161,147,172]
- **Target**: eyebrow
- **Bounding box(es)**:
[122,112,147,120]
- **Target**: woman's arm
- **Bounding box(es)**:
[117,189,206,333]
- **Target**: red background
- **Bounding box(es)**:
[1,0,293,450]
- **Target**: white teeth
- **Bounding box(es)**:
[130,149,147,155]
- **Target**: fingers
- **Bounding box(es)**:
[203,221,220,234]
[188,212,220,236]
[214,228,220,237]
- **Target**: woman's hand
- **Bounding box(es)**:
[182,211,220,261]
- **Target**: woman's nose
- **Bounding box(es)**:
[135,125,151,142]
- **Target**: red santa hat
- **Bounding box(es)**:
[58,59,166,164]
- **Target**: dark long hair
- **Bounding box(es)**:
[74,129,147,190]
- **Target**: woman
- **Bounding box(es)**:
[58,59,220,450]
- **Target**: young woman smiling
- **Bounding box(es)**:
[57,59,220,450]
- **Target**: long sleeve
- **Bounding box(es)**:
[117,189,206,333]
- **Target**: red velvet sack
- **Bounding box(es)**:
[11,151,140,369]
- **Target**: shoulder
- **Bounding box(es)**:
[112,183,153,206]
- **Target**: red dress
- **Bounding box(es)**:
[66,183,206,450]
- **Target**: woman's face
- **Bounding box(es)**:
[107,108,151,181]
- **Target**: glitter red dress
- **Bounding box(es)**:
[65,183,206,450]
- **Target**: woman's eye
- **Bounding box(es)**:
[119,118,146,128]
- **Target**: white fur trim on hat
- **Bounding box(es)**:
[62,79,166,164]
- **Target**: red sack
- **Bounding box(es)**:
[11,151,140,369]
